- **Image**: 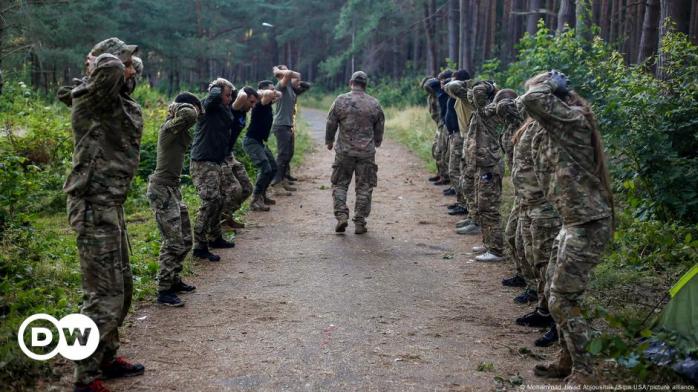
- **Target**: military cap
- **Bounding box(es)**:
[350,71,368,84]
[90,37,138,63]
[132,56,143,76]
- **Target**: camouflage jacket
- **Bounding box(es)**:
[496,98,524,171]
[150,103,199,187]
[59,53,144,205]
[421,78,441,125]
[511,121,559,219]
[470,82,502,168]
[522,80,611,226]
[326,88,385,158]
[444,80,475,139]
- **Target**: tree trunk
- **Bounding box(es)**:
[459,0,467,69]
[657,0,692,77]
[600,0,611,39]
[690,1,698,44]
[423,0,438,76]
[527,0,543,35]
[448,0,458,63]
[500,0,512,63]
[557,0,575,32]
[576,0,593,42]
[638,0,660,63]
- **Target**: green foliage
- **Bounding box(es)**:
[481,22,698,223]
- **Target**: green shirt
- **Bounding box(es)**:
[273,83,296,127]
[150,103,198,186]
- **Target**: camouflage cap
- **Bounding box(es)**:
[132,56,143,76]
[350,71,368,84]
[90,37,138,63]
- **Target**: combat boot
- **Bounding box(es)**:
[447,202,459,209]
[443,187,456,196]
[534,349,572,379]
[516,307,554,327]
[250,194,270,211]
[429,175,441,182]
[74,380,111,392]
[564,369,597,387]
[456,223,481,235]
[282,179,297,192]
[271,182,292,196]
[514,288,538,304]
[535,326,559,347]
[335,217,348,233]
[192,247,221,262]
[101,357,145,379]
[172,279,196,293]
[209,236,235,249]
[286,172,299,182]
[263,192,276,205]
[156,290,184,307]
[434,178,450,186]
[448,205,467,215]
[502,274,527,287]
[355,222,368,234]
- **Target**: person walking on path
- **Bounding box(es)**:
[325,71,385,234]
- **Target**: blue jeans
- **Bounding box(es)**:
[243,137,277,195]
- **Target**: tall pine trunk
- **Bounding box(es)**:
[448,0,458,64]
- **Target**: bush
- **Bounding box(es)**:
[480,22,698,224]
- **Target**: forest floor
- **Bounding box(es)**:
[51,108,561,391]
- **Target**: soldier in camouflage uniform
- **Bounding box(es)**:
[522,71,613,384]
[326,71,385,234]
[421,77,444,182]
[190,78,238,261]
[443,70,472,216]
[467,81,505,261]
[59,37,145,392]
[147,92,202,308]
[504,106,562,348]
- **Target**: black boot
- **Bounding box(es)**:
[535,326,559,347]
[514,288,538,304]
[516,308,554,327]
[173,279,196,293]
[502,274,527,287]
[101,357,145,379]
[193,247,221,262]
[429,175,441,182]
[157,290,184,307]
[209,236,235,249]
[448,205,467,215]
[443,187,456,196]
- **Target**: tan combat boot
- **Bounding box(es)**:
[354,222,367,234]
[271,182,292,196]
[282,179,297,192]
[263,192,276,205]
[335,217,349,233]
[534,347,572,379]
[250,194,270,211]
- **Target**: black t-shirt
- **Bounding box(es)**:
[445,97,459,134]
[246,103,274,143]
[191,87,234,163]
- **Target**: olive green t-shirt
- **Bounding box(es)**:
[273,83,297,127]
[150,103,198,186]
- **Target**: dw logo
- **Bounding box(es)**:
[18,313,99,361]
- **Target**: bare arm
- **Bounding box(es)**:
[259,89,282,105]
[274,66,301,88]
[232,90,248,110]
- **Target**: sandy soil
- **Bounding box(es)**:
[96,108,560,391]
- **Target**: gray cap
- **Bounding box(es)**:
[350,71,368,84]
[90,37,138,63]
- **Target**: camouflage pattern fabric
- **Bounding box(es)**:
[190,160,224,247]
[505,198,534,283]
[448,132,463,193]
[326,87,385,158]
[496,98,523,172]
[68,196,133,384]
[58,45,142,385]
[476,164,504,254]
[546,218,611,374]
[331,153,378,224]
[221,154,251,220]
[146,182,192,292]
[521,80,612,226]
[434,124,449,179]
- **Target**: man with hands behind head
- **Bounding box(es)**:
[59,37,145,392]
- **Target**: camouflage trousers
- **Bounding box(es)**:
[460,163,478,222]
[191,160,224,248]
[448,132,463,198]
[331,153,378,225]
[519,204,562,312]
[504,197,533,283]
[433,124,449,179]
[222,155,252,220]
[476,164,504,255]
[545,218,611,374]
[146,180,192,292]
[67,196,132,384]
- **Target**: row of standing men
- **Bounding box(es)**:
[421,68,614,386]
[58,37,311,392]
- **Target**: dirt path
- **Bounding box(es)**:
[109,108,555,392]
